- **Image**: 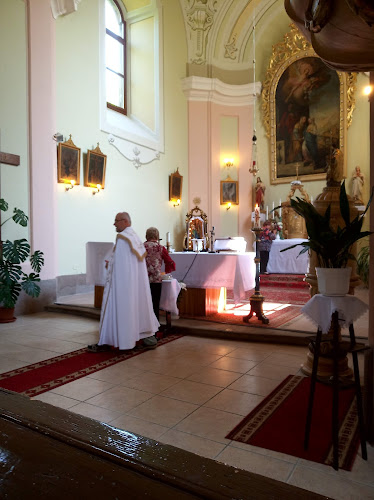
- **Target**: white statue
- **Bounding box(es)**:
[351,165,365,205]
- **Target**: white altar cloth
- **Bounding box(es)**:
[86,242,180,314]
[267,238,309,274]
[86,242,114,285]
[160,278,181,316]
[169,252,256,304]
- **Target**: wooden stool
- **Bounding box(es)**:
[304,311,368,470]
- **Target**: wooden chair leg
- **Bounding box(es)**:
[331,312,340,471]
[304,329,322,450]
[352,351,368,460]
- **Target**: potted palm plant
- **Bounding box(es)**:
[0,199,44,322]
[280,180,373,295]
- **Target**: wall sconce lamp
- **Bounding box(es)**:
[173,198,181,207]
[226,202,232,211]
[92,184,102,195]
[65,180,76,191]
[224,158,234,169]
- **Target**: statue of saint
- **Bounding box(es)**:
[326,148,343,186]
[350,165,365,205]
[255,177,266,209]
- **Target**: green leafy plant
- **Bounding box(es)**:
[0,199,44,308]
[280,181,373,268]
[357,244,370,287]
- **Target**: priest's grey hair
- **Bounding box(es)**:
[120,212,131,224]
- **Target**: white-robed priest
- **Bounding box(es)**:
[88,212,159,352]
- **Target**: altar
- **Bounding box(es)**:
[169,252,256,315]
[267,238,309,274]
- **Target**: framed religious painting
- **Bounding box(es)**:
[57,135,81,184]
[220,178,239,204]
[169,168,183,202]
[262,25,356,185]
[85,143,107,188]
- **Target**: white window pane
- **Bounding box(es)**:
[106,70,124,109]
[105,0,124,38]
[106,34,124,74]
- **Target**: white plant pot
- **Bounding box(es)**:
[315,267,352,296]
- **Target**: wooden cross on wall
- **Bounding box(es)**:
[0,147,20,243]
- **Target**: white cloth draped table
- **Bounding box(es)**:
[301,294,369,334]
[168,252,256,304]
[86,242,180,315]
[160,278,181,316]
[86,242,114,285]
[267,238,309,274]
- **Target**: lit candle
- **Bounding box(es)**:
[166,232,170,244]
[272,201,275,212]
[311,196,313,204]
[266,206,269,220]
[254,204,260,228]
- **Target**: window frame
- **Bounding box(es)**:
[105,0,127,115]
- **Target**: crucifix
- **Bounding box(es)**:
[0,145,20,244]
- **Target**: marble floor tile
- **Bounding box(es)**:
[67,402,123,423]
[51,377,114,401]
[109,414,170,441]
[128,395,198,427]
[227,374,281,396]
[85,385,153,412]
[32,392,81,410]
[173,406,242,444]
[204,388,263,416]
[159,429,227,460]
[208,356,259,374]
[159,379,223,405]
[186,367,243,387]
[247,361,299,380]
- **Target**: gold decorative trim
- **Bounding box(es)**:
[261,25,357,185]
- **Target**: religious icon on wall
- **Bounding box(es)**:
[57,135,81,184]
[262,25,356,185]
[220,177,239,204]
[169,168,183,201]
[85,144,107,188]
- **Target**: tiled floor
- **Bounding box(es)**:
[0,309,373,499]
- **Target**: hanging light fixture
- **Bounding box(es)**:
[249,10,259,176]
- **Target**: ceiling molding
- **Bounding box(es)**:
[181,76,261,105]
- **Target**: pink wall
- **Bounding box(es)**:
[187,99,254,246]
[27,0,58,279]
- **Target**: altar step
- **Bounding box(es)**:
[260,274,309,289]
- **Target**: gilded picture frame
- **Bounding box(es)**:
[169,168,183,202]
[220,178,239,205]
[85,144,107,188]
[57,135,81,184]
[262,25,356,185]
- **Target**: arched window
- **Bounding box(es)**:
[105,0,126,114]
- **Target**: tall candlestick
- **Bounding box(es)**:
[266,206,269,220]
[272,201,275,211]
[166,232,170,244]
[279,199,282,218]
[311,196,313,204]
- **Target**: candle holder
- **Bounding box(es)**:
[243,227,269,325]
[209,226,215,253]
[166,242,171,253]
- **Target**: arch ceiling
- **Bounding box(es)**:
[179,0,280,74]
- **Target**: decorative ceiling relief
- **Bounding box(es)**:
[184,0,218,64]
[50,0,82,19]
[107,135,160,169]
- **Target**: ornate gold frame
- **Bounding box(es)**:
[85,143,107,189]
[262,25,356,185]
[183,205,209,251]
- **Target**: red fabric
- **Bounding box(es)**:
[162,246,176,274]
[226,375,360,471]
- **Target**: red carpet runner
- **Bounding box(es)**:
[226,375,360,471]
[188,304,302,328]
[0,334,183,398]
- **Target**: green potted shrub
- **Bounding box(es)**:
[0,199,44,322]
[280,180,373,295]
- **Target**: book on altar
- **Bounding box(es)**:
[214,237,246,253]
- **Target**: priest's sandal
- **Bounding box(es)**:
[87,344,111,353]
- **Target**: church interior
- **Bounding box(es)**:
[1,0,374,497]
